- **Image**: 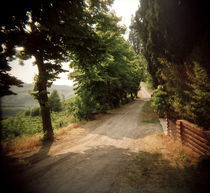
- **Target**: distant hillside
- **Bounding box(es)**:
[2,83,74,117]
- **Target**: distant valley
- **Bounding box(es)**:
[2,83,74,117]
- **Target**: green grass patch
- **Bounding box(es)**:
[141,101,159,123]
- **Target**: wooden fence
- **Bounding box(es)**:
[167,119,210,155]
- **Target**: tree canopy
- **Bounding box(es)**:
[1,0,114,140]
[69,11,143,120]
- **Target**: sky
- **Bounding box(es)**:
[9,0,140,86]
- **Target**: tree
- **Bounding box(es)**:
[3,0,108,140]
[129,16,142,55]
[69,7,143,120]
[151,85,169,118]
[132,0,210,129]
[48,90,62,112]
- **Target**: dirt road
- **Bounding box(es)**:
[6,89,163,193]
[138,82,152,98]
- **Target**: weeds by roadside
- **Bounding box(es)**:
[2,122,82,156]
[141,101,159,124]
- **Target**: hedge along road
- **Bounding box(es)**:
[6,86,163,193]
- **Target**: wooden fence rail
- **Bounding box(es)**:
[167,119,210,155]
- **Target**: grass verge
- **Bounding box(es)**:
[2,122,82,156]
[141,101,159,123]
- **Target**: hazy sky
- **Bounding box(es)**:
[9,0,140,86]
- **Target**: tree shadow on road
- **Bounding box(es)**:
[2,143,209,193]
[1,140,53,193]
[2,145,136,193]
[24,140,53,165]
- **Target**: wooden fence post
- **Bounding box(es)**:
[176,120,182,142]
[180,121,183,144]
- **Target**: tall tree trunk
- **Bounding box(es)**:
[35,54,54,141]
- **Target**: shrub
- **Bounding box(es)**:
[151,85,169,118]
[31,107,41,116]
[67,95,99,121]
[2,115,26,140]
[24,109,31,116]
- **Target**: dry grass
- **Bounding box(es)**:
[2,122,83,156]
[141,134,199,167]
[55,123,81,138]
[123,134,207,193]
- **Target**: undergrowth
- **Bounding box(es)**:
[141,101,159,123]
[2,107,72,141]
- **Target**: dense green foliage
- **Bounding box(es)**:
[131,0,210,129]
[151,85,169,118]
[69,10,143,120]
